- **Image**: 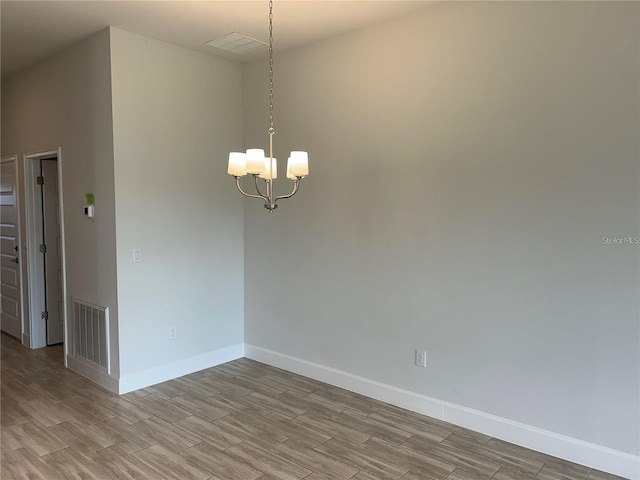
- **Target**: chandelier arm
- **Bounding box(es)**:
[235,176,268,201]
[254,175,271,201]
[274,179,301,202]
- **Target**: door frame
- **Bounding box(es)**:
[0,154,26,344]
[23,148,68,359]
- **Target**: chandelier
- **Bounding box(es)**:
[227,0,309,212]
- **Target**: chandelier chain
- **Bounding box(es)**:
[268,0,275,135]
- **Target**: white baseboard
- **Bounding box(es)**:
[245,344,639,480]
[22,332,30,348]
[118,343,245,394]
[67,354,119,393]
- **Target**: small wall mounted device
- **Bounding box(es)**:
[83,205,95,218]
[84,193,95,218]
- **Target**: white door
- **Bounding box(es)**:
[0,157,23,339]
[41,160,63,345]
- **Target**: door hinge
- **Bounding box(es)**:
[39,244,47,253]
[37,176,44,185]
[41,311,49,321]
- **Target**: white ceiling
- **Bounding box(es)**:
[1,0,430,79]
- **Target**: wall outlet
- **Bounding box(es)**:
[415,349,427,368]
[169,326,177,340]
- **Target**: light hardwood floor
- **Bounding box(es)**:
[0,334,625,479]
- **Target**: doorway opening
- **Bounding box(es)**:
[24,149,68,359]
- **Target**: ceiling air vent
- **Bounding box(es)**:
[206,32,267,54]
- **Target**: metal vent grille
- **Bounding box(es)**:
[72,299,110,374]
[206,32,267,54]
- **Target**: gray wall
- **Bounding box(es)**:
[110,29,245,378]
[243,1,639,455]
[2,26,246,385]
[1,29,120,373]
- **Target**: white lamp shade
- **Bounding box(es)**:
[259,157,277,179]
[227,152,247,176]
[286,161,296,180]
[288,151,309,177]
[246,149,266,174]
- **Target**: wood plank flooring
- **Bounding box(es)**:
[0,334,625,479]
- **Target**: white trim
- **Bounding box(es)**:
[56,151,68,364]
[22,332,30,347]
[67,354,119,393]
[245,344,639,480]
[118,343,245,394]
